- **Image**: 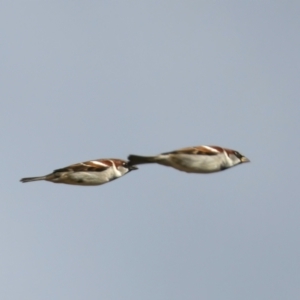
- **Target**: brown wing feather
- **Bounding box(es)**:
[162,146,221,156]
[53,159,113,173]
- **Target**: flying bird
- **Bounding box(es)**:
[20,158,137,186]
[128,145,249,174]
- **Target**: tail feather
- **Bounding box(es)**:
[128,155,156,165]
[20,176,47,183]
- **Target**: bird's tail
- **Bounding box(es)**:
[20,176,47,183]
[127,155,157,165]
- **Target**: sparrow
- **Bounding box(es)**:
[20,158,138,186]
[128,145,250,174]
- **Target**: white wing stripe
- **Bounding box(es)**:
[90,161,108,167]
[202,145,219,152]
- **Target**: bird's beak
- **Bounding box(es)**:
[129,165,138,171]
[241,156,250,163]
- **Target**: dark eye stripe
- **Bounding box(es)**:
[234,151,243,159]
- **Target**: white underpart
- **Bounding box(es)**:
[222,149,233,167]
[91,160,109,167]
[202,145,219,152]
[223,149,229,158]
[110,160,122,177]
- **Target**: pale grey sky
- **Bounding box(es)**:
[1,1,300,299]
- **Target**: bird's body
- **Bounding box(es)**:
[128,145,250,174]
[20,158,137,186]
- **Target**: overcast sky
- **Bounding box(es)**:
[1,2,300,300]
